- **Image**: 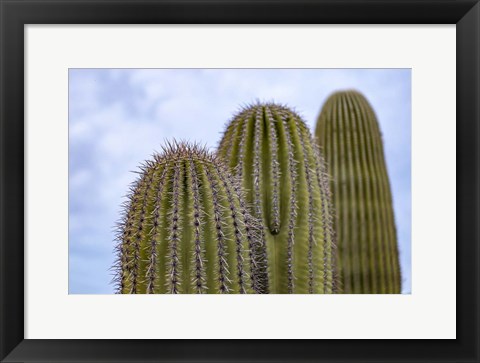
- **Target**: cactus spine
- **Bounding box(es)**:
[315,90,401,294]
[218,103,337,294]
[113,142,264,294]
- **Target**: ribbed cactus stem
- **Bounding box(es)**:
[218,103,337,294]
[114,142,263,294]
[315,90,402,294]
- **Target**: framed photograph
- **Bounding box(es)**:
[1,0,478,362]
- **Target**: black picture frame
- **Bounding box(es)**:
[1,0,478,362]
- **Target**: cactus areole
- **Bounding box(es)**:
[218,103,338,294]
[114,142,264,294]
[315,91,402,294]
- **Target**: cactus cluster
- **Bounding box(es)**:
[315,90,401,293]
[113,91,403,294]
[113,142,264,294]
[218,104,337,294]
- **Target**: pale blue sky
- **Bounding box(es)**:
[69,68,411,294]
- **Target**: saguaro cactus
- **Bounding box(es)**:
[315,90,401,294]
[218,103,337,294]
[113,142,264,294]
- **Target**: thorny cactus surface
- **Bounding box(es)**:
[315,90,402,294]
[218,103,338,294]
[113,142,264,294]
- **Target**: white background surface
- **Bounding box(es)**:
[25,25,456,339]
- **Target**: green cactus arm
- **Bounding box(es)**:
[218,103,338,294]
[315,90,402,294]
[113,142,262,294]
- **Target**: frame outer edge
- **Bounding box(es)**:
[457,2,480,361]
[0,0,479,362]
[1,1,25,362]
